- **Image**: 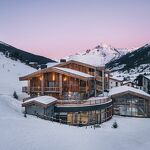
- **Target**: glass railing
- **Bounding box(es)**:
[56,97,112,106]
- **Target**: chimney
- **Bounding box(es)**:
[40,64,47,69]
[60,59,66,63]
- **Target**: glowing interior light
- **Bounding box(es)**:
[39,76,43,81]
[52,73,55,81]
[64,76,67,81]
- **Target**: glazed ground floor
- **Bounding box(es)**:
[112,94,150,117]
[54,106,112,126]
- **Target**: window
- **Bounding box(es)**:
[89,68,95,72]
[49,81,59,87]
[116,82,118,86]
[80,80,86,87]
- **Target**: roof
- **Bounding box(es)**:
[54,67,93,78]
[22,96,57,107]
[109,86,150,100]
[122,81,134,84]
[55,60,105,70]
[46,62,60,67]
[20,66,94,81]
[109,76,123,82]
[144,75,150,80]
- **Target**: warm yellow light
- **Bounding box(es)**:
[52,73,55,81]
[68,91,71,97]
[39,76,43,81]
[64,76,67,81]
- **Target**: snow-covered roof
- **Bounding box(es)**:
[23,96,57,106]
[46,62,59,67]
[144,75,150,80]
[122,81,134,84]
[109,86,150,98]
[54,67,94,78]
[109,76,123,82]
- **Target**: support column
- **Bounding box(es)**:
[94,68,97,97]
[41,74,44,95]
[27,80,30,94]
[86,80,88,98]
[59,74,62,96]
[102,70,105,95]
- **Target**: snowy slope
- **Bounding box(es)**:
[0,52,35,97]
[107,43,150,82]
[64,43,132,66]
[0,95,150,150]
[0,45,150,150]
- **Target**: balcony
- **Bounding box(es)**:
[30,87,41,92]
[96,76,103,81]
[44,87,60,93]
[22,86,61,93]
[63,83,86,92]
[55,97,112,112]
[80,87,86,92]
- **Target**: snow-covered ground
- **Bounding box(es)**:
[0,52,35,98]
[0,95,150,150]
[0,51,150,150]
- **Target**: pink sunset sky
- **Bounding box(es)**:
[0,0,150,59]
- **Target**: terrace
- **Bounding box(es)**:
[55,97,112,112]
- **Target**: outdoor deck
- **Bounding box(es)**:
[55,97,112,112]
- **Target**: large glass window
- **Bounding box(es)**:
[48,81,59,87]
[113,94,148,117]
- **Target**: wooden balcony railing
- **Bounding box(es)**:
[96,76,103,81]
[80,87,86,92]
[44,87,60,92]
[23,86,61,93]
[30,87,41,92]
[22,85,87,93]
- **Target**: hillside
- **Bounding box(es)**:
[65,43,131,66]
[106,44,150,73]
[0,52,35,97]
[0,41,56,67]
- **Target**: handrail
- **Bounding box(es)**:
[44,87,60,92]
[56,98,112,106]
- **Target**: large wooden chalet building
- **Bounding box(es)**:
[20,60,109,100]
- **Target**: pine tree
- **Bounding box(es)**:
[112,121,118,128]
[13,91,18,99]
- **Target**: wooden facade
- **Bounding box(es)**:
[20,60,109,100]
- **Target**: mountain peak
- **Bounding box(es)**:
[95,42,113,49]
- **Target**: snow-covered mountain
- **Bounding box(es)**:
[106,43,150,81]
[0,52,35,97]
[64,43,132,66]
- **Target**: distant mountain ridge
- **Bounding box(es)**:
[64,42,132,66]
[105,43,150,80]
[0,41,56,67]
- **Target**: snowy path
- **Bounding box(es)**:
[0,95,150,150]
